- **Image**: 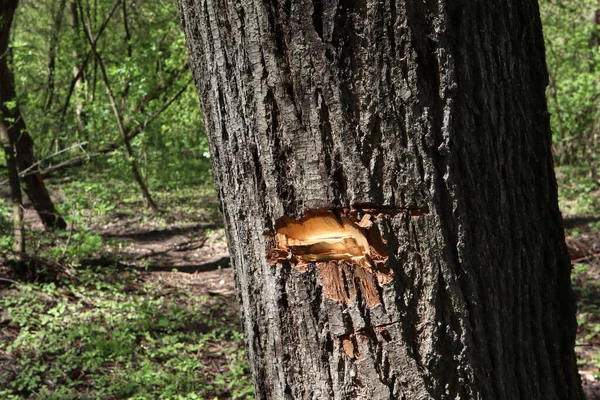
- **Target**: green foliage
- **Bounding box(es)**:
[0,197,12,237]
[572,262,600,377]
[556,165,600,216]
[540,0,600,166]
[9,0,211,196]
[0,268,253,399]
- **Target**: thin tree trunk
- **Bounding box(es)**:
[179,0,584,398]
[54,0,120,149]
[44,0,68,112]
[120,0,132,113]
[78,0,158,212]
[69,0,87,136]
[1,0,67,230]
[0,121,24,255]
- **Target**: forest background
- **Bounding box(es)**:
[0,0,598,399]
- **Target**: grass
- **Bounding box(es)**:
[0,160,254,399]
[0,267,253,400]
[572,261,600,384]
[556,164,600,220]
[557,164,600,388]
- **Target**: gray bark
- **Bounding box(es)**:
[178,0,584,399]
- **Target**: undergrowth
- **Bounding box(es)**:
[0,267,253,399]
[556,164,600,220]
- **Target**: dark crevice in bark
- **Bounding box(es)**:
[266,88,296,215]
[257,46,267,81]
[353,272,373,326]
[340,263,352,300]
[236,3,246,40]
[311,0,323,40]
[251,319,268,395]
[251,145,267,209]
[310,268,324,321]
[284,81,303,124]
[264,0,287,57]
[316,89,343,206]
[217,88,229,142]
[278,267,297,399]
[435,264,467,399]
[278,265,290,309]
[332,151,348,205]
[386,218,427,386]
[363,114,381,166]
[387,0,396,58]
[331,0,364,130]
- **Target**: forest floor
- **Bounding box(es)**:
[559,167,600,400]
[0,166,599,399]
[567,218,600,400]
[0,175,254,399]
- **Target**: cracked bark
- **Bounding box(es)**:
[178,0,584,398]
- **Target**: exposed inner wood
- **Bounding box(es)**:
[341,336,360,359]
[274,210,387,265]
[271,210,392,306]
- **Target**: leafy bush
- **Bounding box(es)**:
[540,0,600,166]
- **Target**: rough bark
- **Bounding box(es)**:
[1,0,67,230]
[178,0,584,399]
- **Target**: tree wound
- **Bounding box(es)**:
[268,209,392,307]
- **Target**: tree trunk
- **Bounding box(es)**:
[44,0,68,112]
[69,0,88,136]
[1,0,67,230]
[77,0,159,212]
[178,0,583,399]
[0,121,24,255]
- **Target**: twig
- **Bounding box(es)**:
[0,142,89,185]
[134,237,208,260]
[60,222,75,260]
[174,237,209,252]
[571,252,600,264]
[19,142,87,175]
